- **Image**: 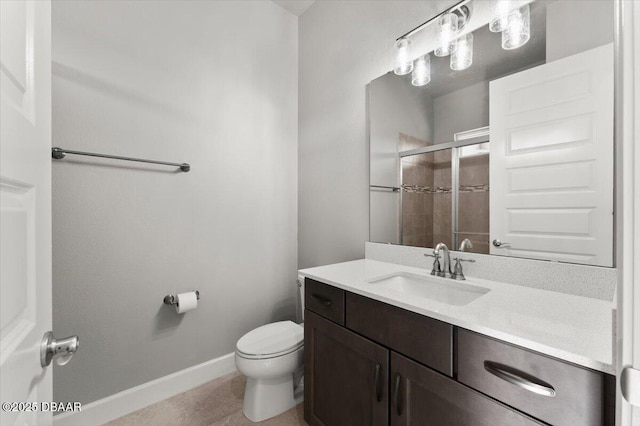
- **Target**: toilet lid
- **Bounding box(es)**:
[236,321,303,357]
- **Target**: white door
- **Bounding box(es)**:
[489,43,614,267]
[618,1,640,424]
[0,1,53,425]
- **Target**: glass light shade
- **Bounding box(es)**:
[490,0,512,32]
[393,38,413,75]
[411,54,431,87]
[450,33,473,71]
[434,13,458,57]
[502,4,530,50]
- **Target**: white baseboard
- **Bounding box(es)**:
[53,352,237,426]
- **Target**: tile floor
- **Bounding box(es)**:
[105,371,306,426]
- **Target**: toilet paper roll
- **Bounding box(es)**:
[175,291,198,314]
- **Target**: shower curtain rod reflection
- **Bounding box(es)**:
[51,147,191,172]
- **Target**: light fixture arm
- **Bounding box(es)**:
[396,0,472,41]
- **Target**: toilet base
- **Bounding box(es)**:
[242,375,298,422]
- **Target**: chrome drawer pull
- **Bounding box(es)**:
[311,293,333,307]
[484,361,556,397]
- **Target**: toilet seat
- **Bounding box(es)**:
[236,320,303,360]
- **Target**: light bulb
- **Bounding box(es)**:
[490,0,512,32]
[434,13,458,57]
[502,4,530,50]
[411,54,431,87]
[450,33,473,71]
[393,38,413,75]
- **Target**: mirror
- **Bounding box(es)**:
[369,0,615,267]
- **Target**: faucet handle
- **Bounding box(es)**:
[424,253,441,276]
[451,257,475,281]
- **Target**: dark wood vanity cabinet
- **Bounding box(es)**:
[303,278,615,426]
[304,310,389,426]
[305,279,345,325]
[390,352,541,426]
[346,292,453,376]
[457,329,614,426]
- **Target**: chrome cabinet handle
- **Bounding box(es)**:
[393,373,402,416]
[41,331,79,367]
[311,293,332,307]
[374,363,383,402]
[492,239,511,248]
[484,361,556,397]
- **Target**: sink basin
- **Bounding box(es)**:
[366,272,490,306]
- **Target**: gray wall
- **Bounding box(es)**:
[370,73,434,188]
[546,0,614,62]
[52,1,297,405]
[369,73,434,244]
[433,81,490,144]
[299,0,456,268]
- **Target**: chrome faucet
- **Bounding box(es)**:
[459,238,473,252]
[433,242,453,278]
[425,241,476,279]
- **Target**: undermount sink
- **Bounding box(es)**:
[366,272,490,306]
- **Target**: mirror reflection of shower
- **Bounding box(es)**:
[400,127,489,254]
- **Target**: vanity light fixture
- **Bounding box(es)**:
[393,0,471,74]
[392,0,531,83]
[489,0,513,32]
[393,38,414,75]
[412,54,431,86]
[451,33,473,71]
[502,4,530,50]
[434,12,459,57]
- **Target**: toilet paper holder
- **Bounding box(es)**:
[164,290,200,305]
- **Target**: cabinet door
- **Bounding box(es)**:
[304,310,389,426]
[390,352,543,426]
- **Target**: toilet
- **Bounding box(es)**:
[234,278,305,422]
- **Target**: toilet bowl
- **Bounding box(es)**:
[235,320,304,422]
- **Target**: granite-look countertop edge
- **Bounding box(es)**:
[299,259,616,375]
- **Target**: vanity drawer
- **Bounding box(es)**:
[305,278,345,325]
[346,292,453,376]
[457,329,610,426]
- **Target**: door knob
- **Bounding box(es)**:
[40,331,79,367]
[492,239,511,248]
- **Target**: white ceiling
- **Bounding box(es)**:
[272,0,315,16]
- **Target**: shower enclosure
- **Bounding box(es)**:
[400,127,489,253]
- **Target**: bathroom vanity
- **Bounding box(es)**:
[300,259,616,426]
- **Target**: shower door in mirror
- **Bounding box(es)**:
[399,136,489,255]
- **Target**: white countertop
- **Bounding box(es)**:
[299,259,615,375]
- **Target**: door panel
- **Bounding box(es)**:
[390,352,541,426]
[0,1,52,425]
[490,43,614,266]
[304,310,388,426]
